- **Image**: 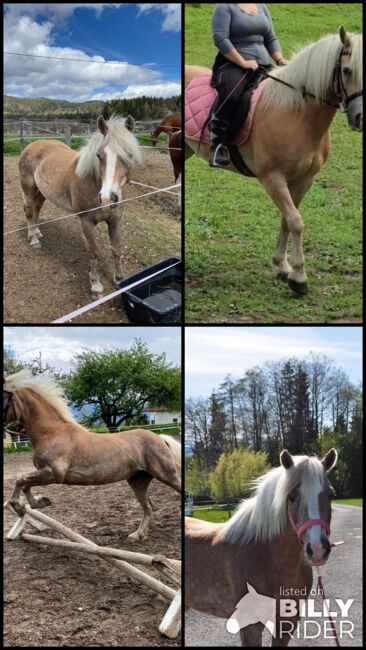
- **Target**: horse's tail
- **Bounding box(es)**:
[160,434,181,468]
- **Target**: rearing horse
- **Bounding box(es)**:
[4,369,181,541]
[151,114,181,146]
[19,115,142,300]
[185,27,362,296]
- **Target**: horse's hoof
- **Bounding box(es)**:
[9,501,25,517]
[128,531,142,541]
[35,496,52,509]
[277,272,289,283]
[91,292,103,302]
[31,242,42,251]
[288,278,309,296]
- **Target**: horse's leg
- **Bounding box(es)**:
[22,190,45,251]
[9,467,56,515]
[127,471,154,541]
[273,217,292,281]
[260,174,308,295]
[107,213,124,286]
[240,622,264,646]
[80,216,104,299]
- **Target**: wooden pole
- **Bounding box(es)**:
[66,127,71,147]
[21,505,177,601]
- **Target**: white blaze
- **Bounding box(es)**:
[100,145,118,201]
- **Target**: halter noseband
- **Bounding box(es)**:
[334,48,363,110]
[3,390,15,421]
[287,501,330,546]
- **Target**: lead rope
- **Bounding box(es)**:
[287,503,344,646]
[315,567,341,647]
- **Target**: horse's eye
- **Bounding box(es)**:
[342,67,352,77]
[96,153,101,159]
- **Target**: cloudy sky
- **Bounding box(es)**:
[4,326,181,372]
[4,3,181,101]
[186,326,363,398]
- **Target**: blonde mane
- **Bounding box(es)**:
[261,32,363,112]
[4,369,75,423]
[219,455,325,545]
[75,114,142,178]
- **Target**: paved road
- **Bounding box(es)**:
[185,505,362,646]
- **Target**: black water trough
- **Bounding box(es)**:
[118,257,181,324]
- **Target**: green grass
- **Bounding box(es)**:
[3,445,32,453]
[3,132,167,156]
[192,506,234,522]
[185,4,362,323]
[333,498,362,506]
[4,136,87,155]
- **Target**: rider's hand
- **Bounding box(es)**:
[243,60,259,71]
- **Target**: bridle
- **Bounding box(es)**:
[333,48,363,110]
[3,390,15,421]
[287,500,330,546]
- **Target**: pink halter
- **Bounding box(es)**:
[287,501,330,545]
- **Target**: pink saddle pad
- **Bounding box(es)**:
[185,74,267,145]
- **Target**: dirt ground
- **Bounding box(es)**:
[4,148,181,323]
[4,452,181,647]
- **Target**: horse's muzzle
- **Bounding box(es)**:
[99,193,119,210]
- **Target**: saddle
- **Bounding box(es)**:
[185,73,268,177]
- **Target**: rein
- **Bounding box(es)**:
[287,501,344,647]
[258,47,363,111]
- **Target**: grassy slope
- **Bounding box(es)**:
[185,4,362,323]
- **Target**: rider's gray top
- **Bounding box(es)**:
[212,4,281,65]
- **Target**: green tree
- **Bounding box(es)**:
[185,457,211,497]
[210,449,269,502]
[62,340,180,431]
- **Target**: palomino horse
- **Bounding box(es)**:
[185,449,338,646]
[151,114,181,146]
[185,27,362,295]
[4,369,181,541]
[19,115,142,300]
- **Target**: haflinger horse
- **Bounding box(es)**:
[151,114,181,147]
[19,114,142,300]
[185,27,362,296]
[185,449,338,647]
[4,369,181,541]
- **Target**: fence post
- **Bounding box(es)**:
[66,127,71,148]
[19,120,24,153]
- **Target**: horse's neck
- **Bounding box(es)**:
[15,389,65,441]
[154,125,168,137]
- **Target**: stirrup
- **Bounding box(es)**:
[210,144,231,168]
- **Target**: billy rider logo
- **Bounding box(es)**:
[226,583,354,641]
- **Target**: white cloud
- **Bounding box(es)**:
[4,4,181,101]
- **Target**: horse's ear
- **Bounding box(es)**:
[321,448,338,473]
[339,26,351,48]
[97,115,108,137]
[246,582,256,594]
[125,115,135,132]
[280,449,294,470]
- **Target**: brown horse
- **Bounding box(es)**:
[19,115,142,300]
[151,114,181,146]
[185,28,362,296]
[185,449,338,646]
[169,131,182,208]
[4,369,181,541]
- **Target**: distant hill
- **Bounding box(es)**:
[4,94,182,121]
[4,95,105,120]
